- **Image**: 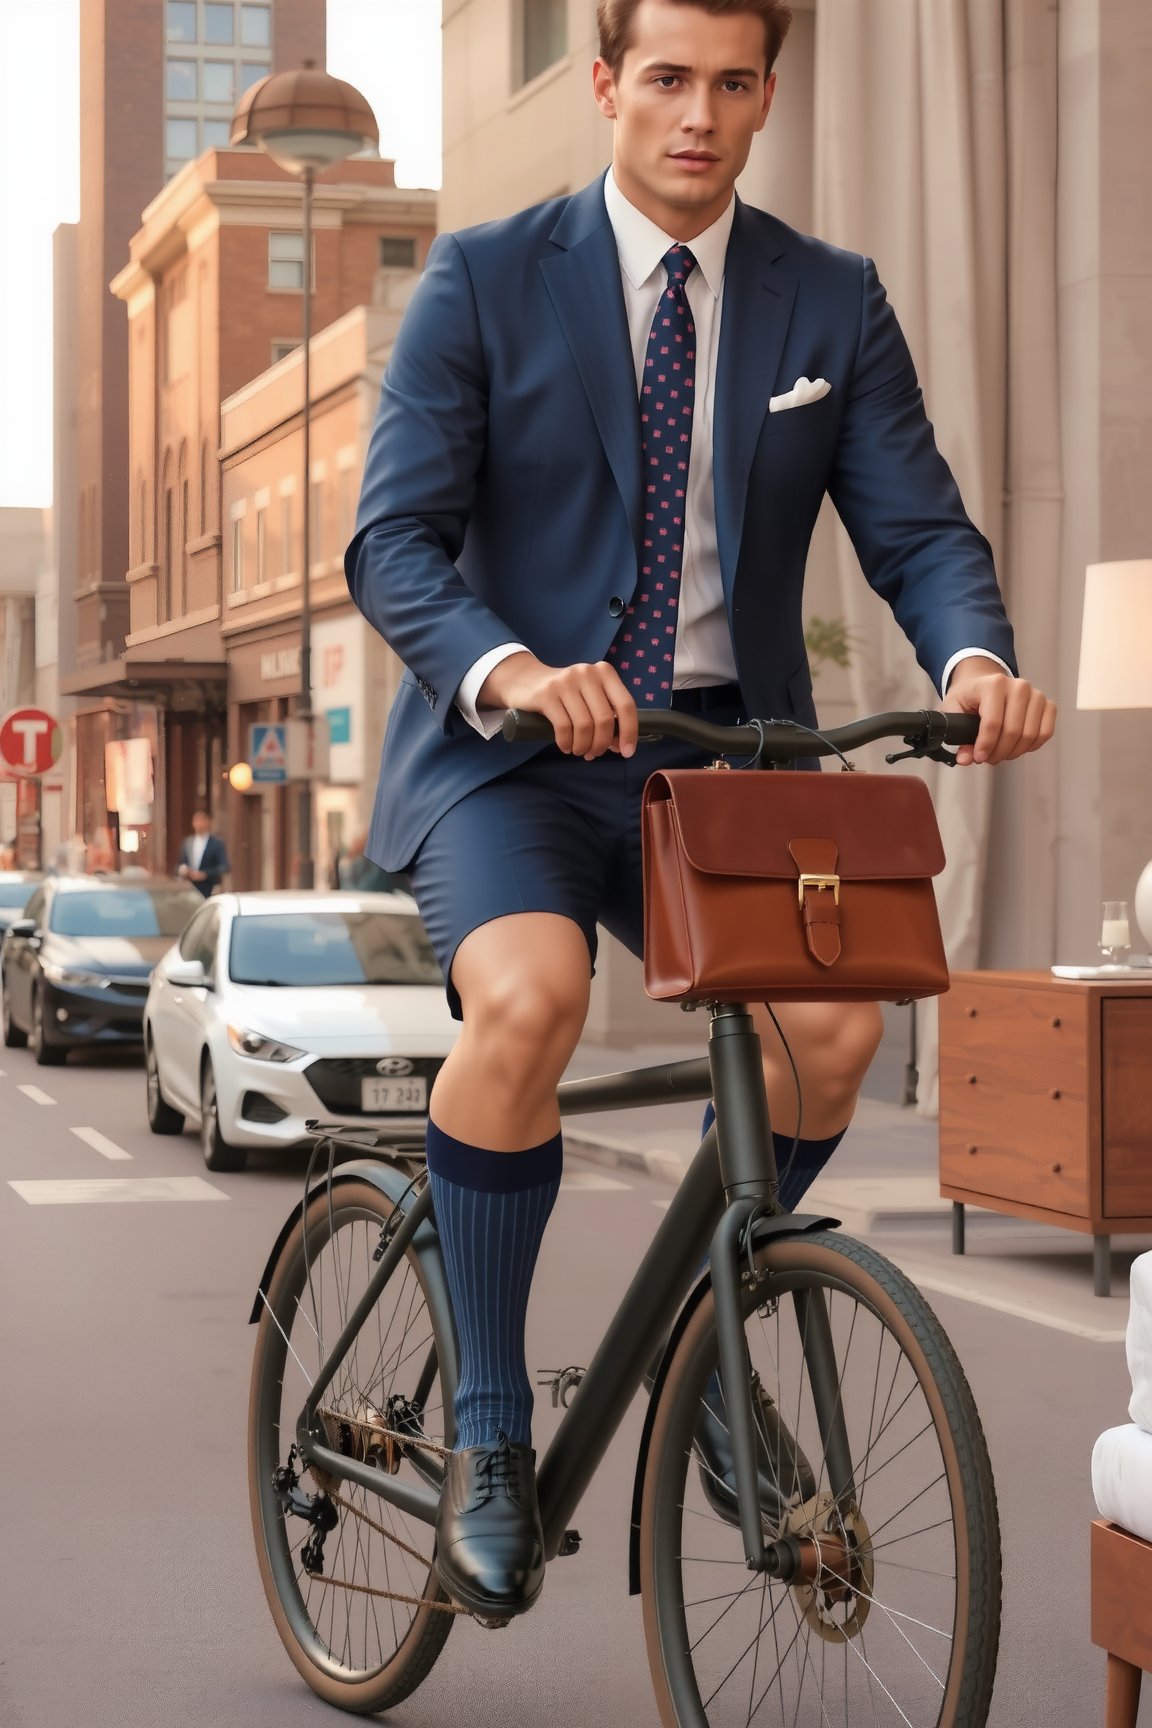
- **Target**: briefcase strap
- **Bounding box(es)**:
[788,838,841,967]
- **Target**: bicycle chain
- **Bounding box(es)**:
[309,1414,467,1618]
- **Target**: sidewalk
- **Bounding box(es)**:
[562,1025,1149,1342]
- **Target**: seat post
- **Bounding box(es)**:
[707,1003,778,1204]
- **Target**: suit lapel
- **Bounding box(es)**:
[713,200,798,595]
[540,179,642,554]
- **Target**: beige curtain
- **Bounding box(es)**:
[812,0,1061,1113]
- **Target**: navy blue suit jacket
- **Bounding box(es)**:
[347,175,1016,871]
[178,833,229,897]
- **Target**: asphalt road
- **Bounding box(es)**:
[0,1035,1139,1726]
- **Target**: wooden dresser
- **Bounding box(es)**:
[939,970,1152,1295]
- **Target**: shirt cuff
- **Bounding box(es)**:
[940,648,1014,696]
[455,643,529,738]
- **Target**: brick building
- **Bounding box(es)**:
[57,0,325,858]
[107,149,435,875]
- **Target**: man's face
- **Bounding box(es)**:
[191,813,210,836]
[593,0,775,235]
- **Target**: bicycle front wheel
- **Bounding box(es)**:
[248,1175,458,1714]
[641,1230,1000,1728]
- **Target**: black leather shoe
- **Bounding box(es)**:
[435,1433,545,1619]
[694,1382,817,1526]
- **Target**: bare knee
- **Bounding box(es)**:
[452,914,590,1084]
[758,1000,884,1133]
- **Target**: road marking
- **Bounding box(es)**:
[9,1177,229,1206]
[70,1126,133,1162]
[18,1085,56,1107]
[560,1171,631,1192]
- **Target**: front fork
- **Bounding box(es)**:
[707,1004,857,1573]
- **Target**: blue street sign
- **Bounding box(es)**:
[325,705,351,746]
[250,723,288,784]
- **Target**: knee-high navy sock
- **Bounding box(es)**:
[700,1102,845,1413]
[700,1101,844,1210]
[426,1120,562,1452]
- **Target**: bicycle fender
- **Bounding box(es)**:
[248,1157,437,1325]
[626,1210,838,1595]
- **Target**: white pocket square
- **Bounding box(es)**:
[768,376,831,413]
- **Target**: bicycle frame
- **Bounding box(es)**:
[295,1002,852,1576]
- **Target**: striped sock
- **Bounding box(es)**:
[426,1119,562,1452]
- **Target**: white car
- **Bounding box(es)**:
[143,890,457,1172]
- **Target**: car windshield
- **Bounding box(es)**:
[229,910,442,987]
[50,888,202,939]
[0,884,35,908]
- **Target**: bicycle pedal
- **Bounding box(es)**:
[472,1614,512,1631]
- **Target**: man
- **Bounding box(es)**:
[175,809,229,899]
[346,0,1056,1620]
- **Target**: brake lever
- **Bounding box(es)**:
[885,741,961,767]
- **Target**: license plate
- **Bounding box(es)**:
[361,1076,428,1114]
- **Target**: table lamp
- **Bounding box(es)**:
[1076,559,1152,950]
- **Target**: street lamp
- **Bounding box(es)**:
[231,63,379,889]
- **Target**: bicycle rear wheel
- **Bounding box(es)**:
[641,1230,1000,1727]
[249,1175,458,1714]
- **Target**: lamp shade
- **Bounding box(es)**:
[230,64,379,175]
[1076,560,1152,710]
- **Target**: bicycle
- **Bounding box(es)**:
[246,706,1001,1725]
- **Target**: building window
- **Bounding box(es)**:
[240,4,271,47]
[255,505,267,585]
[203,60,236,103]
[163,488,174,620]
[231,516,244,591]
[166,117,198,162]
[166,1,196,42]
[205,2,235,45]
[271,340,298,364]
[268,231,314,292]
[379,235,417,269]
[167,58,197,100]
[240,61,270,93]
[203,118,232,148]
[281,495,294,576]
[521,0,567,85]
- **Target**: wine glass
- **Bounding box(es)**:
[1100,901,1132,968]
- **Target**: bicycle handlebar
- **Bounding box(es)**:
[501,707,980,765]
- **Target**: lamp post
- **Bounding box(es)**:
[231,63,379,888]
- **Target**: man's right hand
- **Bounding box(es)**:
[477,652,639,759]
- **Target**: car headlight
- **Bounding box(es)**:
[41,963,109,988]
[227,1024,306,1063]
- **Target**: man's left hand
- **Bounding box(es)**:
[942,657,1057,767]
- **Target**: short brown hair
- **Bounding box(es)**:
[597,0,793,77]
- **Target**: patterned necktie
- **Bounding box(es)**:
[606,244,698,706]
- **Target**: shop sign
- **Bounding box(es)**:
[251,724,288,783]
[326,705,351,745]
[260,646,301,683]
[312,616,364,784]
[0,707,63,776]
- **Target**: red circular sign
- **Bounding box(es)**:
[0,708,63,776]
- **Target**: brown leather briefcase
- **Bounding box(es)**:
[641,768,950,1004]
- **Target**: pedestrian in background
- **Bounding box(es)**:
[175,809,229,898]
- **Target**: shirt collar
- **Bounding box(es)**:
[603,167,733,300]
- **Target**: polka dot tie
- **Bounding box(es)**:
[606,244,697,706]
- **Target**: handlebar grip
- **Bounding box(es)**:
[940,714,980,745]
[502,709,556,743]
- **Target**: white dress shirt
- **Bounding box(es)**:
[190,834,209,870]
[455,171,1009,734]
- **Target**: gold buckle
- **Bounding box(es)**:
[797,873,841,908]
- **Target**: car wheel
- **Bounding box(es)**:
[30,987,66,1067]
[1,972,27,1048]
[146,1036,184,1135]
[200,1057,246,1173]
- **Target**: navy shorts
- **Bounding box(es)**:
[408,689,746,1019]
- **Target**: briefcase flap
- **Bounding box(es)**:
[645,770,946,881]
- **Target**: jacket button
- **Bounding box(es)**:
[608,596,625,618]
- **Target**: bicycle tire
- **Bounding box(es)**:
[249,1176,457,1714]
[640,1229,1001,1728]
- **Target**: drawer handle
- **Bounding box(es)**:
[1051,1016,1062,1028]
[966,1006,977,1018]
[1050,1089,1062,1101]
[1052,1162,1062,1175]
[967,1074,978,1085]
[967,1144,978,1156]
